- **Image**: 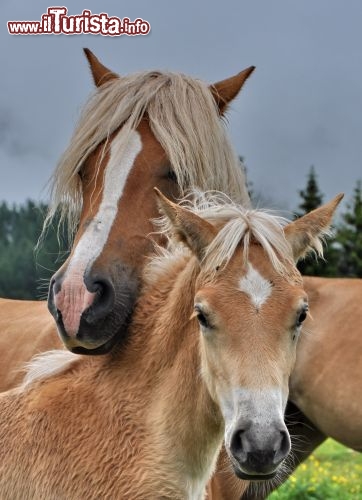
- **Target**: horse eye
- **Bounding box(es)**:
[194,305,211,329]
[197,311,209,329]
[167,169,177,183]
[297,308,308,326]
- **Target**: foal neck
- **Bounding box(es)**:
[117,255,223,498]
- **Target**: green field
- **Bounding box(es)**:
[269,439,362,499]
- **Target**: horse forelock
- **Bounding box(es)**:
[42,70,249,242]
[148,191,298,283]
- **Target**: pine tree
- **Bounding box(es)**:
[0,201,69,299]
[295,166,339,276]
[297,166,323,216]
[336,180,362,277]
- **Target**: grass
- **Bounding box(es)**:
[269,439,362,499]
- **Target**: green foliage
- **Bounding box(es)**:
[269,439,362,499]
[0,201,69,300]
[296,167,362,278]
[297,166,323,216]
[296,167,339,276]
[335,180,362,277]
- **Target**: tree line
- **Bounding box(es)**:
[295,167,362,277]
[0,201,69,299]
[0,168,361,300]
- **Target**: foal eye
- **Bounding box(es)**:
[292,305,308,340]
[197,311,209,329]
[194,304,211,330]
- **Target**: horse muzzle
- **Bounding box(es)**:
[228,425,291,480]
[48,267,138,354]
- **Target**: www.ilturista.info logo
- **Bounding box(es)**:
[7,7,151,36]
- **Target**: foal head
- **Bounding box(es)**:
[46,49,254,354]
[156,190,342,480]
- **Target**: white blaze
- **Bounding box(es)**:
[66,129,142,278]
[239,263,272,310]
[54,129,142,337]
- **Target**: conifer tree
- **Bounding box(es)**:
[336,180,362,277]
[297,166,323,216]
[296,166,339,276]
[0,201,69,299]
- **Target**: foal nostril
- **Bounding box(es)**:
[230,429,248,462]
[274,430,291,464]
[230,429,246,457]
[83,276,115,324]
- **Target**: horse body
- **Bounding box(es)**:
[290,276,362,449]
[0,299,61,391]
[0,192,339,499]
[0,342,220,500]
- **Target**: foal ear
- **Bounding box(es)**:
[210,66,255,115]
[83,48,119,87]
[154,188,217,260]
[284,194,344,261]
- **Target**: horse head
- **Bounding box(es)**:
[47,50,254,354]
[155,189,343,480]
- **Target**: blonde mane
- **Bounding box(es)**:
[148,191,298,282]
[21,350,78,389]
[44,71,249,238]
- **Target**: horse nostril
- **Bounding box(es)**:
[52,277,62,295]
[280,430,290,453]
[274,430,291,464]
[94,279,113,303]
[47,276,62,317]
[230,429,246,457]
[84,276,115,324]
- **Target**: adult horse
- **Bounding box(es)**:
[0,51,358,498]
[0,48,253,387]
[0,189,340,499]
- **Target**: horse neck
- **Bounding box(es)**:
[129,256,201,367]
[113,255,224,498]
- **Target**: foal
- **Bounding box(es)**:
[0,191,341,499]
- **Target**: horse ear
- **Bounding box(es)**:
[284,194,344,262]
[83,48,119,87]
[210,66,255,115]
[154,188,217,260]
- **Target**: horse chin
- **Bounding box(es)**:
[54,303,134,356]
[233,466,277,481]
[69,332,124,355]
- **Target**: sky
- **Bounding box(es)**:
[1,0,361,212]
